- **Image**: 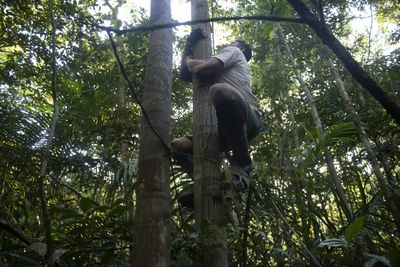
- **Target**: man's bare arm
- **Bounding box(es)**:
[179,29,208,82]
[186,57,223,77]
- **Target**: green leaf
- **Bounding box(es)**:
[79,197,92,213]
[325,122,358,146]
[345,216,364,243]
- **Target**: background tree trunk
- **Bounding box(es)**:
[131,0,173,265]
[191,0,229,266]
[38,0,59,264]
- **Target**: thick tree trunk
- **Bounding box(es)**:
[191,0,229,266]
[131,0,173,265]
[326,56,400,231]
[287,0,400,125]
[278,26,354,222]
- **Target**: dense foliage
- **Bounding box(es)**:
[0,0,399,266]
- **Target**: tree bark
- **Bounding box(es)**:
[131,0,173,265]
[287,0,400,125]
[326,56,400,231]
[278,26,354,222]
[191,0,229,266]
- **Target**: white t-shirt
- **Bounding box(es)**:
[213,46,259,106]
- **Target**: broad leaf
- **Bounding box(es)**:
[345,216,365,243]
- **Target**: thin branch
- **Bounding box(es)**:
[96,15,306,35]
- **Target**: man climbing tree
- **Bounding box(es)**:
[172,29,262,208]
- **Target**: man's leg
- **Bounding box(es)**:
[209,83,252,189]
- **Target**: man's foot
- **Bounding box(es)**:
[177,164,251,209]
[230,165,252,190]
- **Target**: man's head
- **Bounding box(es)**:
[230,39,252,62]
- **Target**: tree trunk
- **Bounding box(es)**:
[278,26,354,222]
[287,0,400,125]
[131,0,173,265]
[38,0,59,264]
[116,37,130,164]
[191,0,229,266]
[326,56,400,231]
